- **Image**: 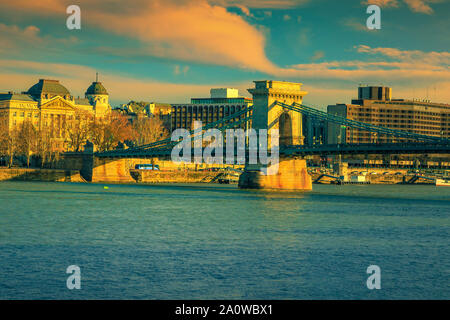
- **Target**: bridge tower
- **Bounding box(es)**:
[238,80,312,191]
[248,80,308,146]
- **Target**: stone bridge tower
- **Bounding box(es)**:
[248,80,308,146]
[238,80,312,191]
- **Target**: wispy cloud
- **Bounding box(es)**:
[0,59,245,104]
[2,56,449,107]
[403,0,436,14]
[361,0,444,14]
[361,0,399,7]
[0,23,79,54]
[310,51,325,61]
[355,44,450,66]
[174,65,190,76]
[342,17,372,32]
[210,0,310,9]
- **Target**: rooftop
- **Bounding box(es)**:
[85,82,108,95]
[27,79,71,96]
[0,92,36,102]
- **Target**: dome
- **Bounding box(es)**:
[27,79,70,96]
[85,82,108,95]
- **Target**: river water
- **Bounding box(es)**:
[0,181,448,299]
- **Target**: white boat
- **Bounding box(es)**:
[435,179,450,186]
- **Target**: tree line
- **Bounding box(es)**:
[0,110,169,168]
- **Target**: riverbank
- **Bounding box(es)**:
[309,171,437,185]
[0,167,218,184]
[0,168,84,182]
[0,167,441,185]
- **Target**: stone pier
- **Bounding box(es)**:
[238,158,312,191]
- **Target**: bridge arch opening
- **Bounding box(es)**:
[279,112,293,146]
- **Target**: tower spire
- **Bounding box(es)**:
[96,72,98,82]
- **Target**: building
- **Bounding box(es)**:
[303,116,326,145]
[0,78,111,130]
[0,78,111,150]
[358,86,392,101]
[116,101,172,125]
[171,88,253,131]
[327,86,450,144]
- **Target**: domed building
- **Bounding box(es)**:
[0,78,112,150]
[85,81,110,117]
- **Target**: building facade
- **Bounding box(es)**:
[327,86,450,144]
[170,88,253,131]
[0,79,111,150]
[0,79,111,129]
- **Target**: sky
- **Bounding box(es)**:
[0,0,449,109]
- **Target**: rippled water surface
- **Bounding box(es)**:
[0,181,449,299]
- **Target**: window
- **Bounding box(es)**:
[20,112,24,117]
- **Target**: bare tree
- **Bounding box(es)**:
[0,118,7,156]
[0,118,10,165]
[36,126,54,168]
[17,120,38,167]
[132,115,169,146]
[90,113,134,152]
[64,110,93,152]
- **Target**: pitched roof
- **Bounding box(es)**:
[27,79,71,96]
[74,97,91,106]
[0,92,36,102]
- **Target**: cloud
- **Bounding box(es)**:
[1,1,448,105]
[342,18,372,32]
[355,44,450,66]
[361,0,444,14]
[0,0,283,75]
[361,0,399,7]
[297,28,310,46]
[210,0,310,8]
[310,51,325,61]
[234,4,252,16]
[303,82,450,107]
[174,65,190,76]
[0,22,79,54]
[0,59,248,104]
[403,0,434,14]
[0,24,41,52]
[275,46,449,104]
[2,56,450,108]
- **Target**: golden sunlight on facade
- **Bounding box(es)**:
[0,79,111,150]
